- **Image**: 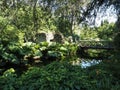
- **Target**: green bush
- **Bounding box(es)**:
[114,32,120,49]
[0,61,119,90]
[18,62,93,90]
[0,42,42,72]
[0,41,78,71]
[0,42,42,71]
[17,62,119,90]
[0,68,17,90]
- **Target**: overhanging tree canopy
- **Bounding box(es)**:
[83,0,120,30]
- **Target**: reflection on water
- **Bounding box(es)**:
[81,59,101,68]
[72,58,101,68]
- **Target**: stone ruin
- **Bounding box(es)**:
[35,32,64,44]
[51,33,64,44]
[35,32,47,43]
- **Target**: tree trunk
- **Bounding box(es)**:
[33,0,38,31]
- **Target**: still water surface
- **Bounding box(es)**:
[72,58,101,68]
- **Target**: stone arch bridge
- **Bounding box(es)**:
[77,40,115,59]
[78,40,114,50]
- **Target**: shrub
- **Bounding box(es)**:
[18,62,93,90]
[0,61,119,90]
[114,32,120,50]
[0,68,17,90]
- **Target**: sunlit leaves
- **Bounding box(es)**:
[97,21,115,40]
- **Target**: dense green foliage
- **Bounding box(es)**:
[0,41,78,73]
[0,0,120,90]
[0,61,119,90]
[114,32,120,50]
[80,21,115,41]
